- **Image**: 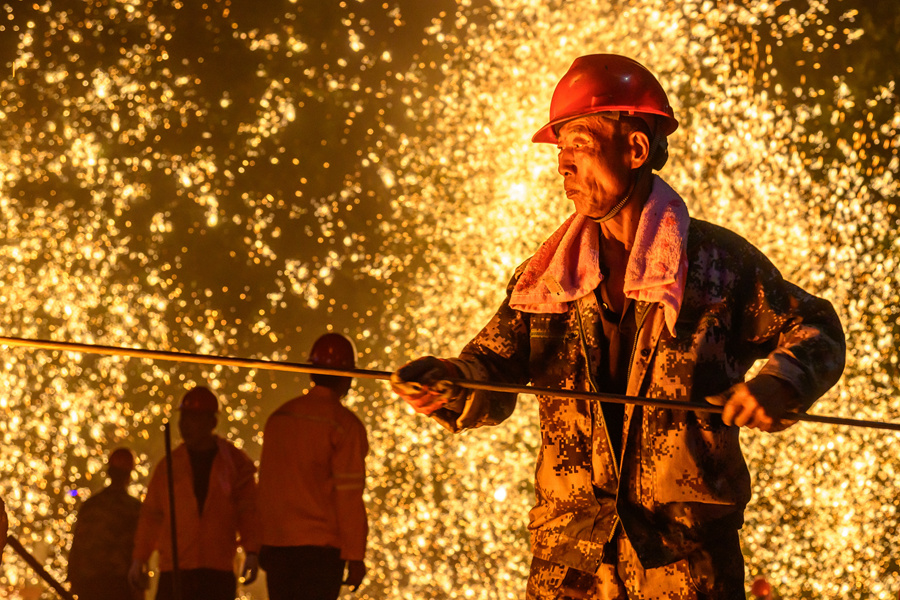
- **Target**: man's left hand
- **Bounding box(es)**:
[240,552,259,585]
[343,559,367,592]
[706,375,800,432]
[391,357,461,415]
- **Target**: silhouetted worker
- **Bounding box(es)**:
[257,333,369,600]
[129,386,261,600]
[67,447,142,600]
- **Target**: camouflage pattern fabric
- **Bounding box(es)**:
[431,218,845,574]
[526,528,744,599]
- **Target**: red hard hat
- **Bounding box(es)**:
[532,54,678,144]
[107,447,136,473]
[750,576,772,598]
[309,333,357,370]
[178,386,220,412]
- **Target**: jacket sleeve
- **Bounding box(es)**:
[132,463,165,562]
[736,243,846,410]
[433,267,533,432]
[332,417,369,561]
[232,448,262,554]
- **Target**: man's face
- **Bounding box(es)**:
[178,410,217,450]
[556,118,633,219]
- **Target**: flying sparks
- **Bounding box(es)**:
[0,1,897,598]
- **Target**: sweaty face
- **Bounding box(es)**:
[556,118,634,219]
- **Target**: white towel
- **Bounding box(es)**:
[510,175,689,336]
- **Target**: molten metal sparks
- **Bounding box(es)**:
[0,1,897,598]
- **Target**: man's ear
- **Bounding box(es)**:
[629,129,651,170]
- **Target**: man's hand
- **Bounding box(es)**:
[343,559,367,592]
[128,559,149,591]
[706,375,800,432]
[391,356,460,415]
[240,551,259,585]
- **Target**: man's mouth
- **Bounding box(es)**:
[565,187,578,198]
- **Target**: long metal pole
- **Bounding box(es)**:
[0,335,898,432]
[163,421,182,600]
[6,536,77,600]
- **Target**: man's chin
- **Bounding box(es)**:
[573,206,603,220]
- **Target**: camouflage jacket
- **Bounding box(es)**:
[433,218,845,572]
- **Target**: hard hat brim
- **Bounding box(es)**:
[532,106,679,144]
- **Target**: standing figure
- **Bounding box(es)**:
[68,447,142,600]
[129,386,260,600]
[257,332,369,600]
[391,54,845,599]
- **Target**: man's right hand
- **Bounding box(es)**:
[128,559,149,590]
[343,559,367,592]
[706,375,800,432]
[390,356,460,415]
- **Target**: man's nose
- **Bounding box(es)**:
[558,151,575,177]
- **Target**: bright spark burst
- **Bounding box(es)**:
[0,1,896,599]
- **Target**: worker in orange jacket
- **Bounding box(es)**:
[257,333,369,600]
[129,386,261,600]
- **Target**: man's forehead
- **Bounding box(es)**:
[559,121,591,134]
[557,117,609,140]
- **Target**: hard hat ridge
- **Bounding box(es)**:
[532,53,678,144]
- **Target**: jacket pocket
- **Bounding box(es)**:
[649,413,751,506]
[528,314,575,384]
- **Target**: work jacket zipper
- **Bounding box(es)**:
[576,297,653,545]
[627,301,652,385]
[575,297,622,546]
[575,297,619,478]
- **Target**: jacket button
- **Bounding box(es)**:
[640,348,651,358]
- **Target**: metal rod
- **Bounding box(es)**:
[0,335,385,379]
[163,420,183,600]
[6,535,76,600]
[0,335,898,432]
[456,379,900,432]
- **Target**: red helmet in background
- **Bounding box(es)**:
[178,385,220,412]
[107,447,136,473]
[309,332,357,371]
[532,54,678,144]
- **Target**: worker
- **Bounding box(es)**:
[68,447,142,600]
[392,54,845,598]
[257,333,369,600]
[129,386,261,600]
